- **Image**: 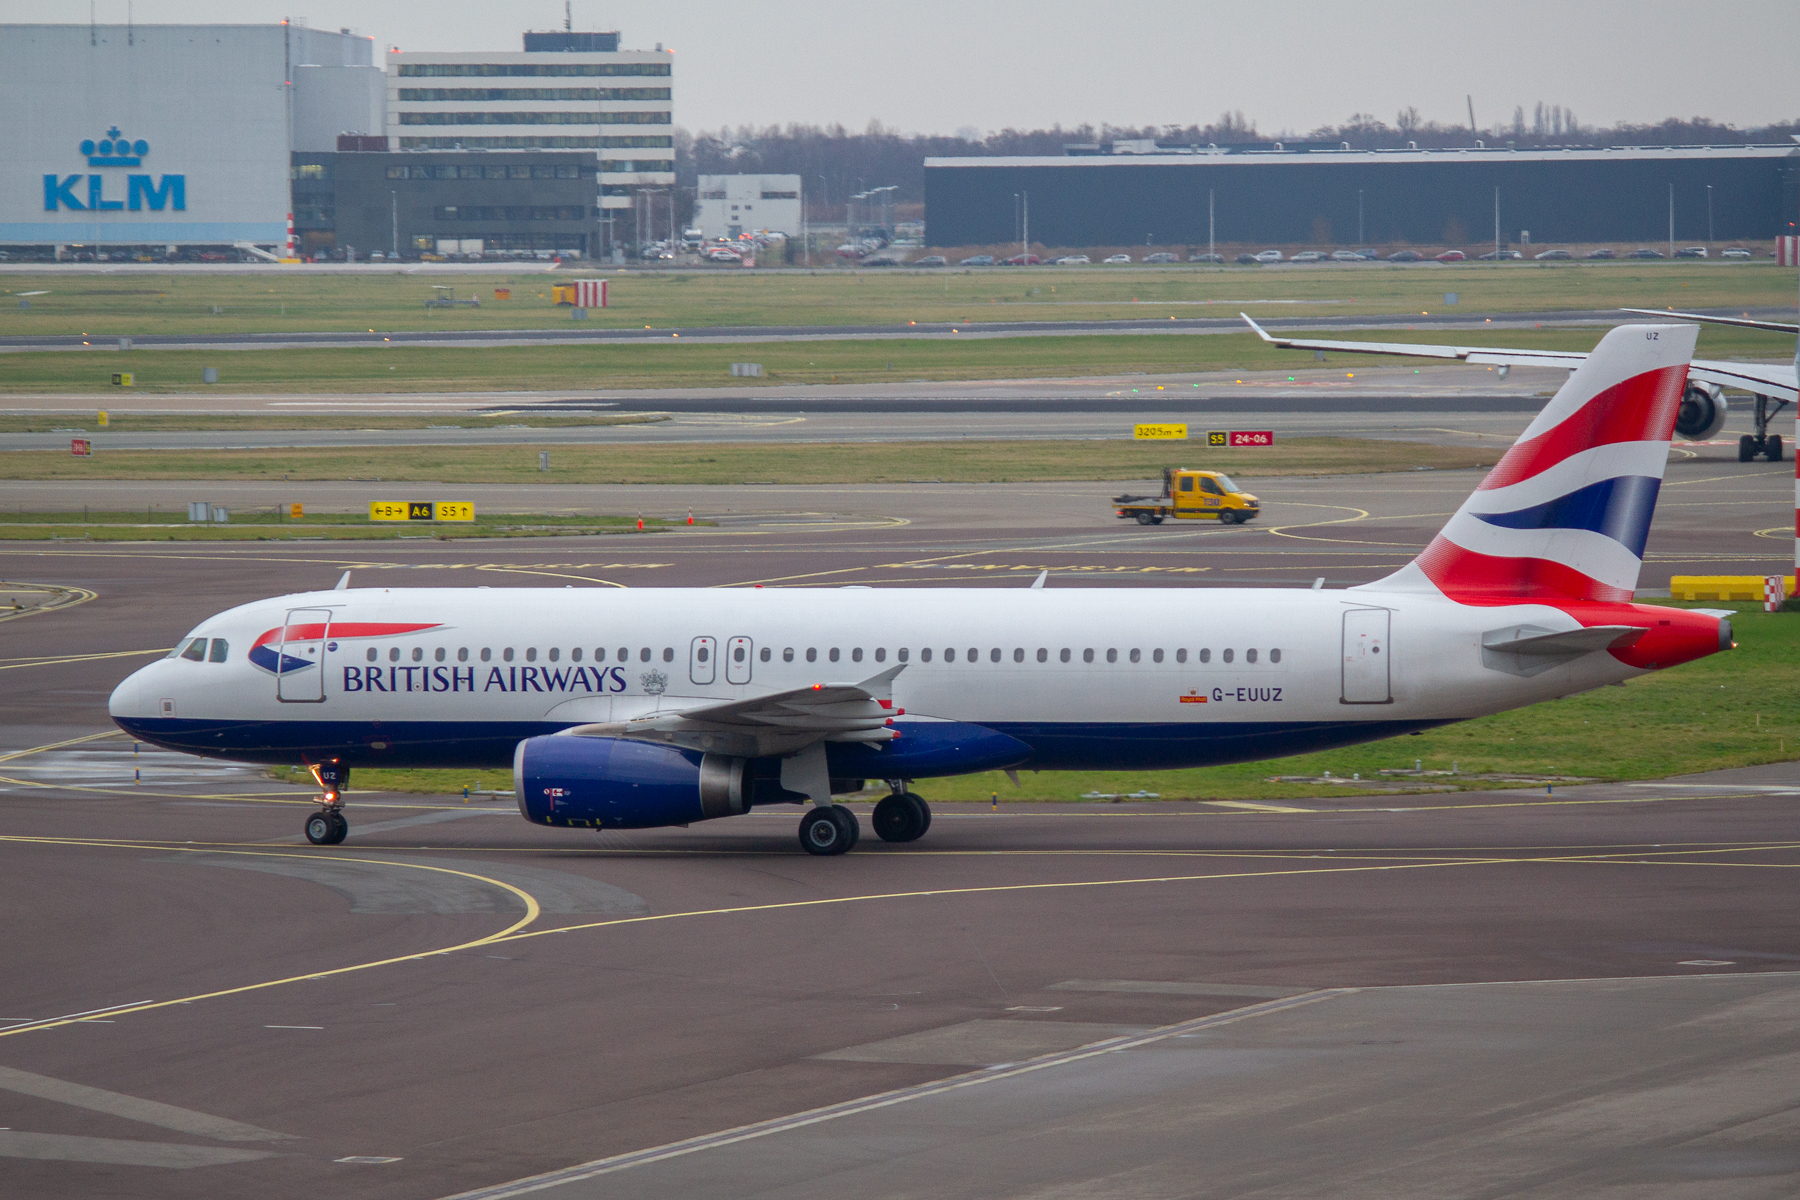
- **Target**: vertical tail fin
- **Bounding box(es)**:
[1367,323,1698,604]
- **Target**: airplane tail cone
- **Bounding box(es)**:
[1365,323,1698,604]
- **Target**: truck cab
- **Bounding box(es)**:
[1114,468,1260,525]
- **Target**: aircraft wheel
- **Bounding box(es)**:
[1767,434,1783,462]
[833,804,861,848]
[304,811,336,845]
[907,793,932,834]
[873,793,927,842]
[799,807,851,856]
[1135,512,1155,525]
[1739,435,1757,463]
[328,812,349,844]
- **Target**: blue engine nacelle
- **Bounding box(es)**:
[514,735,746,829]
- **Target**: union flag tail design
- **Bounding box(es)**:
[1368,323,1698,604]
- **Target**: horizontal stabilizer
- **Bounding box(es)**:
[1482,624,1645,655]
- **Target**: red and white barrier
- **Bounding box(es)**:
[573,279,608,308]
[1779,236,1799,267]
[1767,574,1788,612]
[286,212,295,258]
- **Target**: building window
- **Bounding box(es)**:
[760,191,799,199]
[599,112,673,125]
[398,62,672,78]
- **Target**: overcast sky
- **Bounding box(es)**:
[20,1,1799,136]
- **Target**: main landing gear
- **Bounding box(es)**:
[304,761,349,846]
[796,786,934,856]
[1738,394,1789,462]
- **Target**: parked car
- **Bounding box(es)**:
[1477,249,1524,261]
[1235,253,1260,264]
[1583,247,1617,259]
[1533,248,1573,260]
[1675,246,1708,259]
[1329,249,1364,262]
[703,246,742,262]
[1386,249,1423,262]
[913,255,947,267]
[1002,253,1043,265]
[1103,253,1133,264]
[1435,250,1466,262]
[1251,249,1283,262]
[1721,248,1752,259]
[1290,251,1325,263]
[1188,252,1225,263]
[1353,249,1378,260]
[1054,255,1091,265]
[1143,251,1180,264]
[1627,247,1666,259]
[959,255,995,266]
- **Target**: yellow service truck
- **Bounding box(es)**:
[1114,468,1260,525]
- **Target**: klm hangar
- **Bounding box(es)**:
[0,22,382,255]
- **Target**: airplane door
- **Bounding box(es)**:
[726,636,753,685]
[1341,608,1391,704]
[690,636,717,685]
[276,607,331,703]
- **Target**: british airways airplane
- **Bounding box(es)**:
[110,324,1730,855]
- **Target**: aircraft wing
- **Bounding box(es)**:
[563,664,904,758]
[1621,308,1799,335]
[1240,313,1798,401]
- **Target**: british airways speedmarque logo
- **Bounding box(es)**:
[249,621,443,676]
[44,124,185,213]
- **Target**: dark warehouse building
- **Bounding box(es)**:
[924,144,1800,249]
[291,144,603,259]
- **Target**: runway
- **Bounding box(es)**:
[0,307,1682,354]
[0,455,1794,1198]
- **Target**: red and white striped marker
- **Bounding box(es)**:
[285,212,295,258]
[686,507,693,525]
[1766,575,1787,613]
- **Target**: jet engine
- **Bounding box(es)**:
[514,735,746,829]
[1674,383,1728,441]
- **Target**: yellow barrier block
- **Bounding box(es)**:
[1667,575,1795,601]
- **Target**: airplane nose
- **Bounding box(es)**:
[109,660,162,722]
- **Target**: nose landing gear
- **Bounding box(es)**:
[304,761,349,846]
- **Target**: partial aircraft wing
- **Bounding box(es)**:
[1239,313,1798,403]
[563,663,905,759]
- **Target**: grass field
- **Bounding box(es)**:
[0,509,681,541]
[2,261,1790,339]
[293,601,1795,803]
[1,325,1789,395]
[0,436,1495,484]
[0,413,667,433]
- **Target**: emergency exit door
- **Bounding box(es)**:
[690,636,717,685]
[276,607,331,703]
[1341,608,1391,703]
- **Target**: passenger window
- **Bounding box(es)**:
[662,647,674,662]
[945,648,956,663]
[829,648,840,663]
[1223,648,1235,663]
[1107,649,1118,663]
[503,648,515,662]
[730,646,742,662]
[458,647,469,662]
[1247,648,1258,663]
[1152,649,1163,663]
[760,647,771,662]
[1129,649,1141,663]
[898,648,909,662]
[390,647,401,662]
[1176,648,1187,663]
[592,648,604,661]
[967,648,978,662]
[525,648,537,663]
[1083,649,1094,663]
[1036,648,1047,663]
[806,648,817,663]
[874,648,885,662]
[1199,648,1211,663]
[990,648,1001,663]
[639,648,651,662]
[481,648,493,662]
[697,646,709,662]
[180,638,207,661]
[207,638,229,663]
[571,648,582,661]
[920,648,932,662]
[784,648,795,662]
[435,647,446,662]
[549,648,560,662]
[1060,649,1071,663]
[412,646,424,662]
[1270,648,1282,663]
[852,648,863,662]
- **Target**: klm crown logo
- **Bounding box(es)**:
[82,126,149,167]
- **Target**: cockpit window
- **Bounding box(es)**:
[207,638,229,663]
[179,637,207,662]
